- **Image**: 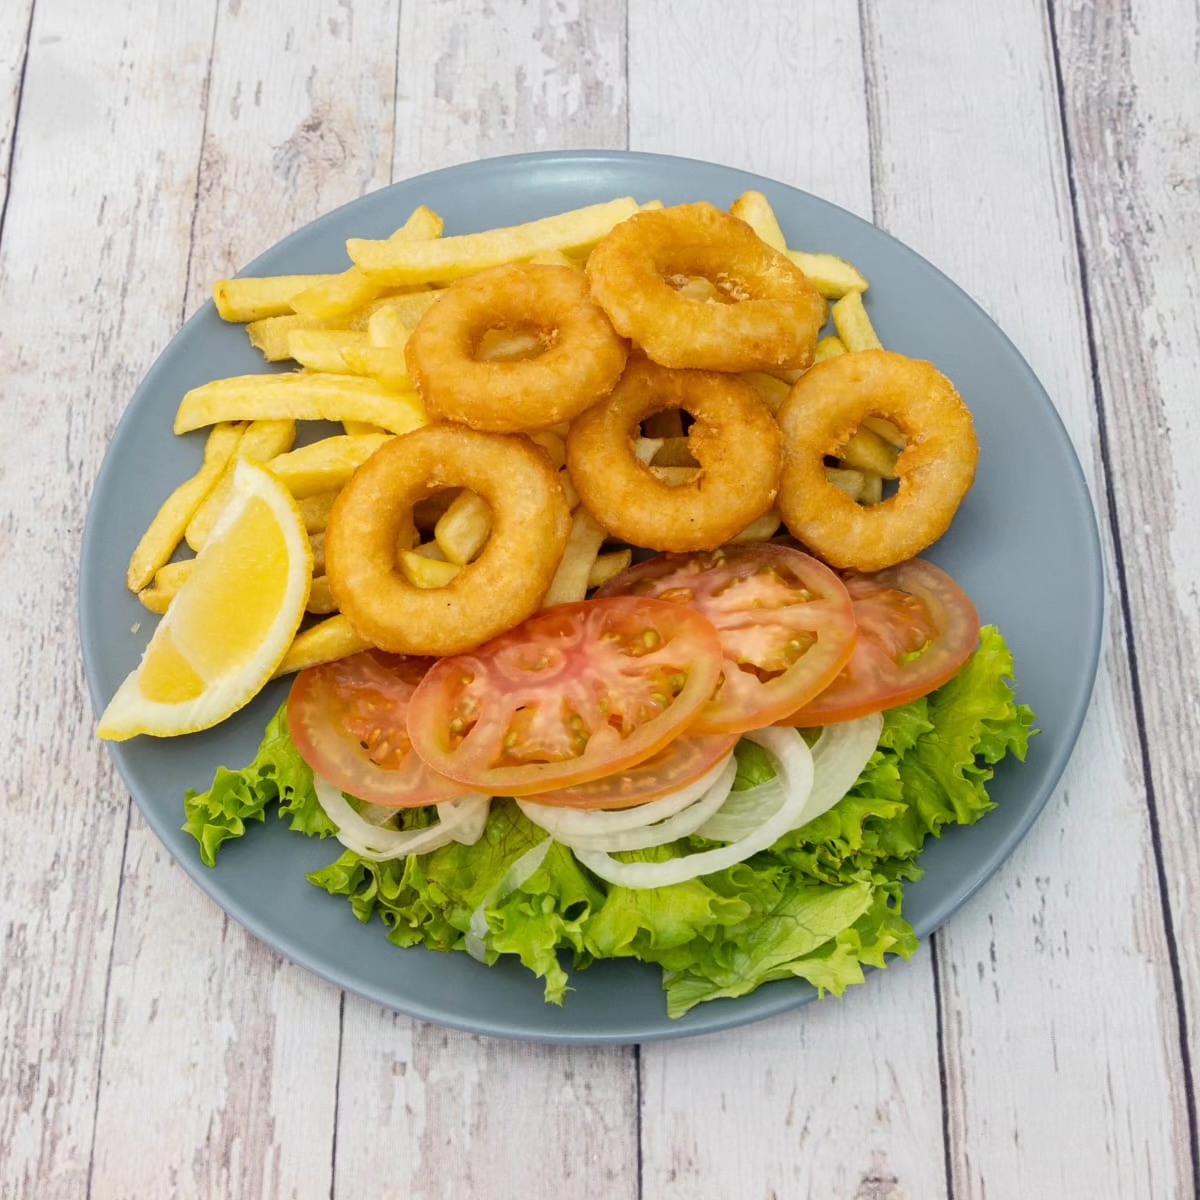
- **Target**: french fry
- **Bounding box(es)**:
[411,539,449,561]
[174,373,426,436]
[338,346,412,390]
[399,549,462,589]
[559,467,580,510]
[815,335,847,362]
[587,549,632,589]
[831,290,882,352]
[342,420,388,436]
[858,472,884,505]
[435,491,492,564]
[839,427,900,478]
[729,510,783,542]
[787,251,869,300]
[245,291,439,362]
[729,191,788,252]
[866,417,904,447]
[185,419,297,550]
[527,248,581,269]
[307,575,338,614]
[741,371,791,414]
[639,199,665,211]
[372,290,443,327]
[125,422,244,592]
[309,529,326,575]
[651,438,698,468]
[268,434,391,497]
[297,489,340,533]
[287,330,370,374]
[137,558,196,613]
[347,198,640,286]
[366,306,411,348]
[542,508,609,607]
[527,429,567,469]
[826,466,867,501]
[290,206,445,321]
[634,437,664,465]
[650,466,700,486]
[274,614,371,677]
[213,275,336,323]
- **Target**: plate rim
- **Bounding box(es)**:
[79,148,1104,1045]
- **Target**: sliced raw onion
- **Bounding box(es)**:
[695,714,882,842]
[548,756,737,853]
[516,751,735,839]
[313,775,490,862]
[803,712,884,824]
[573,728,813,889]
[465,837,554,962]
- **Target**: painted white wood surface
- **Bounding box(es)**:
[1053,0,1200,1111]
[862,2,1191,1195]
[1,1,1195,1197]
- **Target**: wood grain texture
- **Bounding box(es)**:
[629,6,948,1198]
[862,0,1191,1194]
[333,1000,637,1200]
[0,0,34,218]
[1053,0,1200,1147]
[629,0,872,220]
[333,6,639,1198]
[0,2,218,1197]
[393,0,626,176]
[86,2,400,1196]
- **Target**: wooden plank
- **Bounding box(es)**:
[85,2,402,1196]
[393,0,626,176]
[1052,0,1200,1157]
[333,998,638,1198]
[0,0,34,220]
[861,0,1192,1194]
[629,6,950,1198]
[330,7,639,1199]
[628,0,872,220]
[0,2,218,1197]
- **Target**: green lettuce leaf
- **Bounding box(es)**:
[193,626,1035,1017]
[184,703,332,866]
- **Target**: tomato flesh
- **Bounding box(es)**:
[782,557,980,726]
[406,596,723,796]
[522,733,738,810]
[287,650,469,807]
[598,544,857,735]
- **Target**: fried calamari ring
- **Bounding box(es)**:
[777,350,978,571]
[566,358,781,552]
[586,202,825,372]
[325,424,571,655]
[404,263,627,432]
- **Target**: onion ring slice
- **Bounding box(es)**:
[777,349,979,571]
[405,263,628,432]
[566,357,781,552]
[324,424,571,655]
[586,202,825,372]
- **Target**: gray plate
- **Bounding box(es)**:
[80,151,1103,1044]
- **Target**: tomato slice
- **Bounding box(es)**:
[287,650,470,807]
[782,558,981,727]
[597,544,857,735]
[406,596,724,796]
[520,733,738,809]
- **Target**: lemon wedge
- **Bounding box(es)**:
[98,459,313,740]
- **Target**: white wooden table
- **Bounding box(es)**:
[3,1,1197,1196]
